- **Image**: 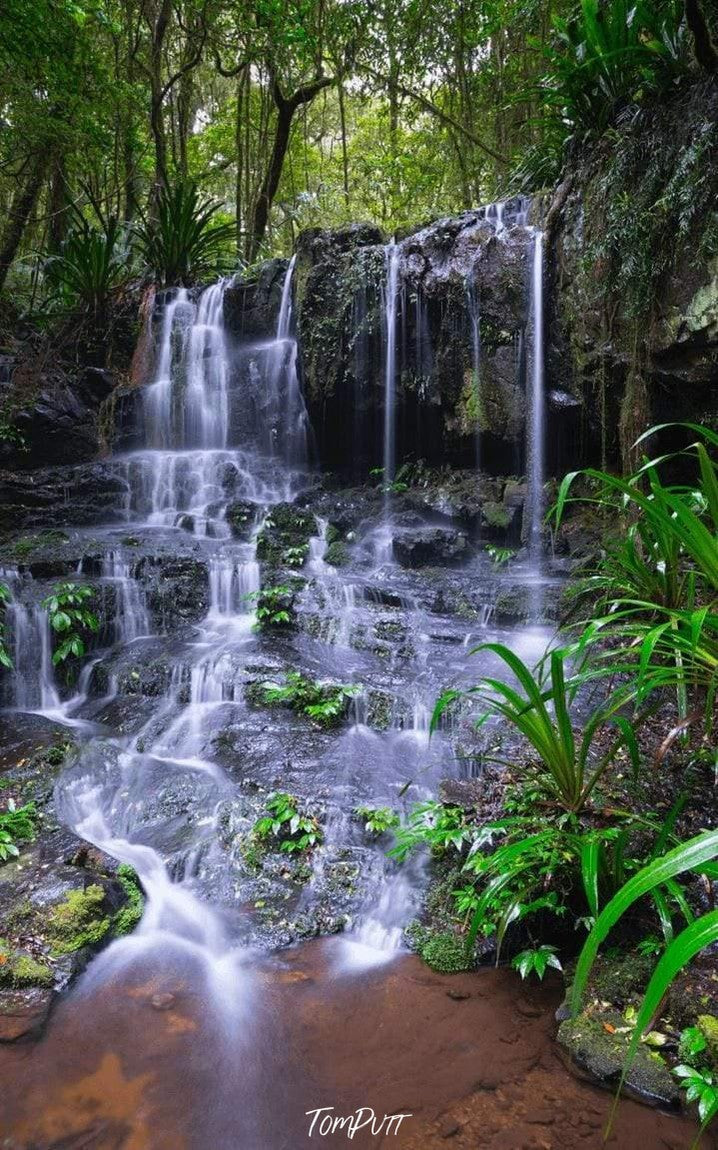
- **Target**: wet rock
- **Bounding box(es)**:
[557,1012,681,1109]
[0,367,116,472]
[150,992,176,1010]
[226,499,261,540]
[256,502,317,571]
[393,527,469,569]
[0,463,129,535]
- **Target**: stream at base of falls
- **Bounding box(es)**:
[0,225,706,1150]
[0,939,708,1149]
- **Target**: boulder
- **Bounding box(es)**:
[392,526,468,568]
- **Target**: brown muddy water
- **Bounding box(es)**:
[0,939,712,1150]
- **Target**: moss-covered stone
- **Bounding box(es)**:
[698,1015,718,1067]
[558,1012,680,1108]
[0,941,54,988]
[112,865,144,936]
[420,931,473,974]
[45,884,111,955]
[325,541,349,566]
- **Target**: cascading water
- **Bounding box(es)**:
[383,241,400,495]
[466,275,482,473]
[262,254,311,466]
[527,229,545,561]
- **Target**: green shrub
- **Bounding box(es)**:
[134,181,235,286]
[252,792,322,854]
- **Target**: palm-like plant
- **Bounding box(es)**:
[540,0,685,137]
[134,181,235,286]
[432,642,640,815]
[571,829,718,1133]
[45,216,128,319]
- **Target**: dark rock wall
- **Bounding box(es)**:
[547,79,718,472]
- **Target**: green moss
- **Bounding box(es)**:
[0,941,53,988]
[46,884,111,955]
[325,541,349,566]
[112,865,144,936]
[481,501,512,529]
[420,931,473,974]
[698,1015,718,1067]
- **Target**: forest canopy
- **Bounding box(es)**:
[0,0,716,298]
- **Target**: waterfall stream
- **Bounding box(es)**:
[0,215,558,1138]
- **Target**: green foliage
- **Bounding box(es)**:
[354,806,399,837]
[41,581,99,665]
[45,215,127,317]
[250,670,360,728]
[390,800,472,862]
[486,545,515,568]
[512,944,562,981]
[244,584,295,630]
[554,426,718,730]
[673,1064,718,1125]
[134,182,235,286]
[252,791,323,854]
[0,581,13,670]
[46,883,111,954]
[538,0,686,139]
[0,799,38,862]
[433,642,639,814]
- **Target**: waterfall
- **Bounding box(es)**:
[466,276,482,473]
[6,599,61,712]
[527,230,545,559]
[263,255,311,466]
[101,551,150,643]
[184,281,229,449]
[383,241,400,491]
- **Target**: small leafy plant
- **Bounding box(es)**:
[45,215,128,318]
[354,806,399,837]
[134,181,235,286]
[486,545,516,567]
[0,798,38,862]
[0,581,13,669]
[252,792,323,854]
[41,582,99,665]
[511,944,562,981]
[250,671,360,728]
[433,642,640,814]
[244,585,295,630]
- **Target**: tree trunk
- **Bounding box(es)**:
[0,154,48,293]
[247,74,333,263]
[48,154,70,250]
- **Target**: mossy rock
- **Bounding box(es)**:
[0,941,53,989]
[420,931,473,974]
[45,884,112,955]
[112,865,144,936]
[325,541,349,566]
[557,1012,680,1108]
[698,1015,718,1067]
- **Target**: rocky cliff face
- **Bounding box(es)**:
[288,208,540,479]
[547,79,718,470]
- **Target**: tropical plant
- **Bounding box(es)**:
[486,545,516,568]
[538,0,686,139]
[571,829,718,1131]
[41,582,99,665]
[0,798,38,862]
[45,215,128,318]
[244,584,295,630]
[512,944,562,981]
[252,791,323,853]
[432,642,640,814]
[354,805,399,837]
[134,181,235,286]
[249,670,360,728]
[390,800,473,861]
